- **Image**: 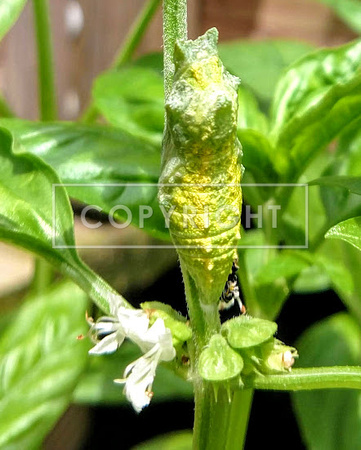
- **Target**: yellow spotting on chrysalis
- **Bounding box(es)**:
[158,28,243,306]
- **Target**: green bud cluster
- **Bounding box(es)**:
[197,315,298,390]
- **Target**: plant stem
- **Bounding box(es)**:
[32,0,56,292]
[181,265,220,348]
[192,385,254,450]
[247,366,361,391]
[181,265,223,450]
[32,0,57,121]
[225,389,254,450]
[113,0,161,70]
[163,0,187,100]
[32,259,54,294]
[193,384,233,450]
[81,0,161,123]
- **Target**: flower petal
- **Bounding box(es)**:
[89,331,124,355]
[119,308,149,336]
[115,344,162,412]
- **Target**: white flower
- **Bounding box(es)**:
[86,297,176,412]
[88,299,149,355]
[115,318,176,413]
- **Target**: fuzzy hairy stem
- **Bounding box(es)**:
[162,0,187,100]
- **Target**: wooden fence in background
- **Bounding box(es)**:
[0,0,356,121]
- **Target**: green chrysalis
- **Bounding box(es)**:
[158,28,243,306]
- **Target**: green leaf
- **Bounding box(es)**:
[323,239,361,324]
[316,254,354,296]
[73,342,193,405]
[247,249,312,318]
[253,282,290,321]
[92,67,164,143]
[314,0,361,34]
[343,124,361,176]
[271,39,361,136]
[218,40,315,104]
[293,247,355,296]
[0,281,89,449]
[314,161,361,225]
[0,0,27,42]
[238,233,291,320]
[133,52,163,75]
[280,151,330,243]
[282,89,361,180]
[326,216,361,252]
[318,132,361,224]
[293,264,331,293]
[238,129,279,183]
[292,313,361,450]
[271,39,361,179]
[131,431,192,450]
[310,175,361,195]
[254,252,310,285]
[198,335,244,382]
[0,119,170,241]
[237,86,268,134]
[222,316,277,349]
[0,126,129,313]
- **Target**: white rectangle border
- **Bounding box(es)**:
[52,183,309,250]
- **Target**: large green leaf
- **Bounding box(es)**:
[314,0,361,34]
[0,281,89,449]
[218,40,315,105]
[0,0,27,42]
[279,89,361,181]
[270,39,361,180]
[0,126,128,313]
[0,119,169,241]
[326,216,361,252]
[292,313,361,450]
[73,342,193,405]
[271,39,361,135]
[92,67,164,144]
